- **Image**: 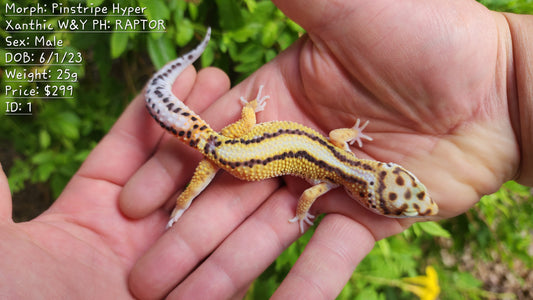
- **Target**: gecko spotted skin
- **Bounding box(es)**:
[145,28,438,233]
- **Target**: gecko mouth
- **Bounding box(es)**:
[402,209,420,217]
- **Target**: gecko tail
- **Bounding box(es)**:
[145,27,214,143]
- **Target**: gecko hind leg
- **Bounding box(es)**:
[289,182,338,233]
[239,85,270,112]
[220,85,270,138]
[167,159,219,229]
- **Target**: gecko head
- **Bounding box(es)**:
[347,162,438,218]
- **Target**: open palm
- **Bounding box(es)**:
[0,0,521,299]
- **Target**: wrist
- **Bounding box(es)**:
[503,13,533,186]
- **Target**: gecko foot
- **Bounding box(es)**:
[289,212,315,234]
[165,208,186,229]
[349,119,373,148]
[240,85,270,112]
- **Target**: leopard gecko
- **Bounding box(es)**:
[145,28,438,233]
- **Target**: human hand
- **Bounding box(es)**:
[0,67,227,298]
[122,0,525,299]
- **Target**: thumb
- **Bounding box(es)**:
[271,0,380,32]
[0,163,13,222]
[271,0,346,31]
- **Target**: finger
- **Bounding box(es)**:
[175,67,231,113]
[120,67,230,218]
[268,187,406,298]
[272,0,388,34]
[0,163,12,222]
[271,0,347,31]
[128,173,279,299]
[272,214,376,299]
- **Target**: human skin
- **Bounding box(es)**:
[0,0,531,299]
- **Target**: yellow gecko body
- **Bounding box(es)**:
[145,28,438,233]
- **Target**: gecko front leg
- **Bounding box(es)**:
[329,119,373,151]
[289,181,339,233]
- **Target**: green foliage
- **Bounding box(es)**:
[479,0,533,13]
[1,0,533,299]
[448,182,533,266]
